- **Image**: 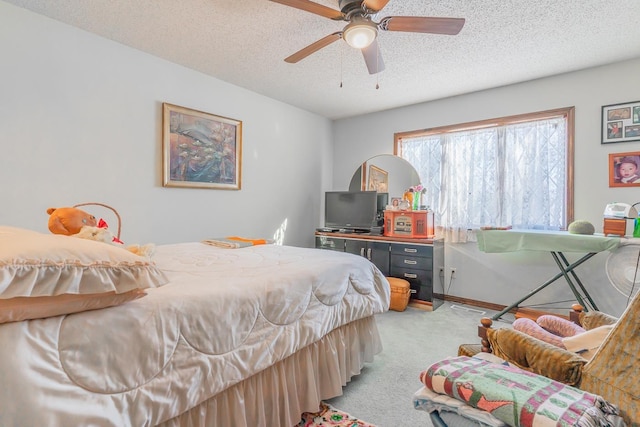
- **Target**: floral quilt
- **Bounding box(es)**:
[420,356,623,427]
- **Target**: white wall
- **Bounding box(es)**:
[0,1,333,247]
[333,59,640,317]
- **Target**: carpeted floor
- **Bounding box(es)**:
[325,302,512,427]
[296,402,377,427]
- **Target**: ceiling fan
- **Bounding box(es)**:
[269,0,465,75]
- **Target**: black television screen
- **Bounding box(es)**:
[325,191,377,231]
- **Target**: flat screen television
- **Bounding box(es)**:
[325,191,377,232]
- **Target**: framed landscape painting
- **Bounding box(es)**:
[162,103,242,189]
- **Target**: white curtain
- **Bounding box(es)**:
[401,117,567,243]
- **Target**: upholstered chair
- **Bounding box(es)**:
[476,296,639,425]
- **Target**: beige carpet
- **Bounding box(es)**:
[326,302,511,427]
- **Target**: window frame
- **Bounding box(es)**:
[393,107,575,230]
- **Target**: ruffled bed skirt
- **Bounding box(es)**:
[159,316,382,427]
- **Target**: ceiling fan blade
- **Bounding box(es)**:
[363,0,390,13]
[361,39,385,74]
[269,0,344,20]
[380,16,465,35]
[285,32,343,63]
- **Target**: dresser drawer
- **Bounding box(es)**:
[315,236,345,251]
[390,265,431,285]
[390,243,432,258]
[389,266,433,301]
[390,254,433,271]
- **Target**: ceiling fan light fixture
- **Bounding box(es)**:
[343,20,377,49]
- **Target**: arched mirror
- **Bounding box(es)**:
[348,155,421,201]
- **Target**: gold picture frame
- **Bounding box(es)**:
[367,164,388,192]
[162,103,242,189]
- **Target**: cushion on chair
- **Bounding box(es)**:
[513,317,566,348]
[536,314,586,336]
[579,311,618,330]
[486,328,587,386]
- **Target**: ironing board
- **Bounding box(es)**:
[477,229,621,320]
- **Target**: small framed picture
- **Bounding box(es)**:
[609,152,640,187]
[601,100,640,144]
[367,164,388,192]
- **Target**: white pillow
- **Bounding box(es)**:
[0,226,168,299]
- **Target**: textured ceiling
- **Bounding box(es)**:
[5,0,640,119]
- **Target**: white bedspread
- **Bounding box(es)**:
[0,243,390,427]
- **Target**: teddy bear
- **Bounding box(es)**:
[46,206,155,257]
[47,206,98,236]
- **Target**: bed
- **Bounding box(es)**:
[0,226,390,426]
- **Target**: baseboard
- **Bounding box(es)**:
[441,295,511,313]
[441,295,569,320]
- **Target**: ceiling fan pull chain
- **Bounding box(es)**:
[340,40,344,88]
[375,38,380,89]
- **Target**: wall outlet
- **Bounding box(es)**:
[439,266,444,275]
[449,267,457,278]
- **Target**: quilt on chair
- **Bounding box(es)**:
[420,356,624,427]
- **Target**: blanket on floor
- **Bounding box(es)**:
[420,356,624,427]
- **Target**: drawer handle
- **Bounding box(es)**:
[403,273,418,279]
[404,248,417,253]
[403,260,417,265]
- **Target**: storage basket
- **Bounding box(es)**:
[388,277,411,312]
[73,202,122,239]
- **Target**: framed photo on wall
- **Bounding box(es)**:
[162,103,242,190]
[609,151,640,187]
[367,164,388,192]
[601,100,640,144]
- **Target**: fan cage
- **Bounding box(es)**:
[606,244,640,298]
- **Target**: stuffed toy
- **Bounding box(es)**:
[47,207,98,236]
[46,206,155,257]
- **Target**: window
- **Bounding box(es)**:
[395,107,574,242]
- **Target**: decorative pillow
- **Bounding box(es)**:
[536,314,586,337]
[0,226,168,299]
[513,317,566,348]
[0,289,146,323]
